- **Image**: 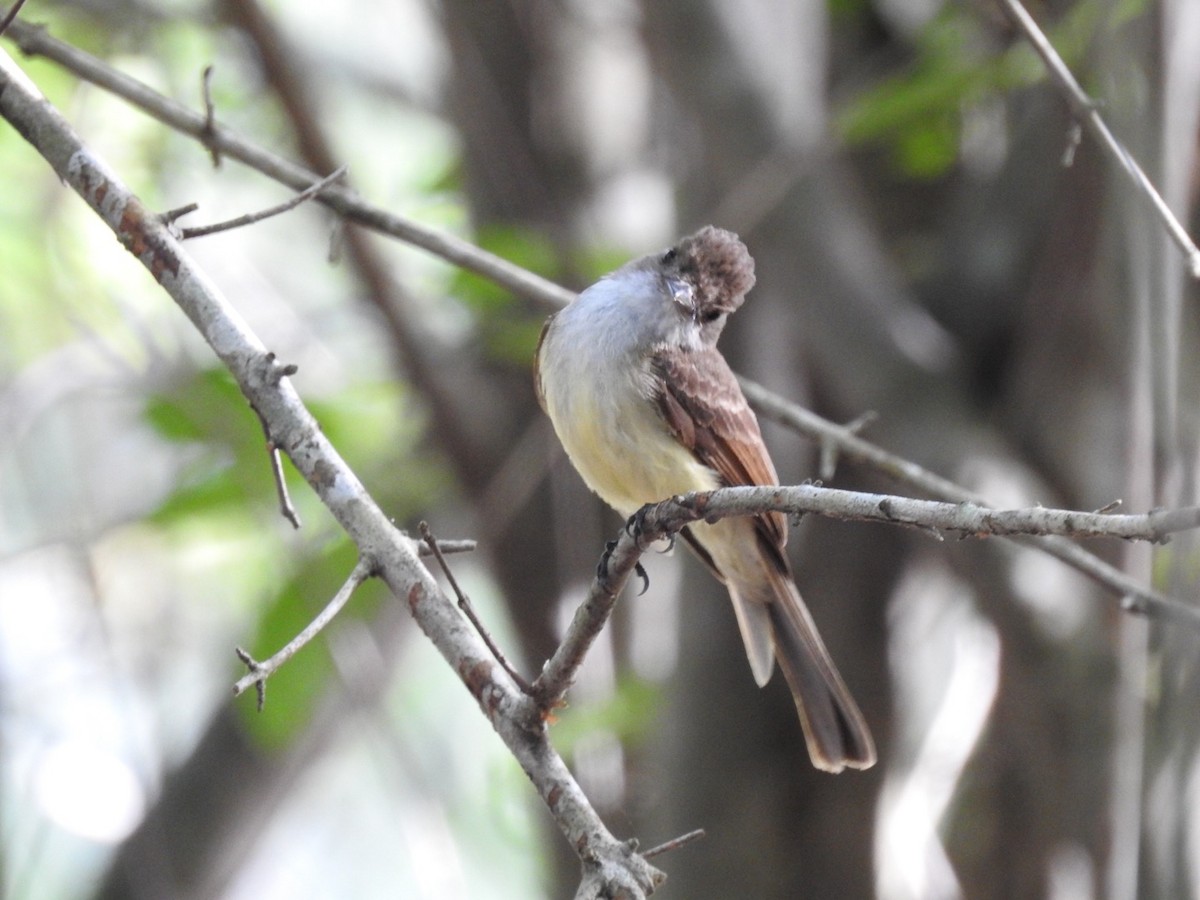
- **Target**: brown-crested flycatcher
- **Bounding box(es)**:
[535,226,875,772]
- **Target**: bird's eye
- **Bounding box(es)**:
[660,248,677,265]
[701,309,723,324]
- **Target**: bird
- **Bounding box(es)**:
[534,225,875,772]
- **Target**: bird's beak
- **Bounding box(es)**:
[667,277,696,321]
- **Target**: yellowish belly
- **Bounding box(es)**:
[557,389,719,518]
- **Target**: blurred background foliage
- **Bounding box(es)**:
[2,0,1199,898]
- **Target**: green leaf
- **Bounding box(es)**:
[144,395,210,442]
[895,114,960,178]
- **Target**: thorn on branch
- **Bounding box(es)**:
[642,828,707,860]
[419,521,532,694]
[1093,499,1122,515]
[159,202,200,229]
[262,351,299,385]
[178,164,348,239]
[251,395,301,529]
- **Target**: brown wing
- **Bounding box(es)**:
[650,346,787,552]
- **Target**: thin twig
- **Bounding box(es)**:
[3,18,575,310]
[0,0,29,39]
[252,397,302,529]
[200,63,220,168]
[159,201,199,226]
[998,0,1200,278]
[416,537,476,556]
[233,557,376,706]
[179,164,347,239]
[419,521,532,694]
[642,829,707,860]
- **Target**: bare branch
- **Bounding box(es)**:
[420,521,532,694]
[233,560,367,699]
[647,485,1200,544]
[997,0,1200,278]
[642,829,707,860]
[179,164,348,239]
[538,478,1200,711]
[251,394,302,529]
[532,524,649,710]
[0,50,663,897]
[233,557,375,704]
[3,19,575,310]
[740,376,1200,628]
[200,63,220,168]
[416,537,476,557]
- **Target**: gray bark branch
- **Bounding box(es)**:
[0,48,664,898]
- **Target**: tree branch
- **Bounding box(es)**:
[420,521,533,694]
[997,0,1200,277]
[532,528,649,710]
[0,0,28,39]
[4,18,575,310]
[10,17,1193,639]
[533,480,1200,709]
[740,377,1200,628]
[0,49,663,898]
[177,164,347,239]
[233,556,375,706]
[251,391,302,528]
[646,485,1200,545]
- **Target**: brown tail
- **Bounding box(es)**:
[683,523,875,772]
[764,567,876,772]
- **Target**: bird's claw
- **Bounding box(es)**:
[598,538,652,595]
[634,560,650,596]
[597,539,619,581]
[625,503,662,551]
